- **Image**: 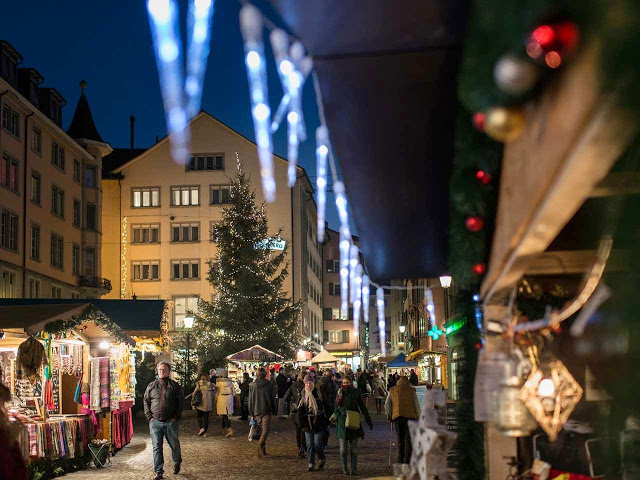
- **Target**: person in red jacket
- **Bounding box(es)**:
[0,383,28,480]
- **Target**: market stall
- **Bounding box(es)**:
[406,349,448,389]
[226,344,284,380]
[385,353,418,376]
[310,350,339,371]
[0,302,137,470]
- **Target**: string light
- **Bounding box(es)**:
[185,0,215,118]
[376,287,386,356]
[349,244,359,303]
[362,275,370,324]
[240,4,275,202]
[425,287,436,327]
[121,216,128,299]
[339,226,350,316]
[353,264,363,345]
[315,126,329,242]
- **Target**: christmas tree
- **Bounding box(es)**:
[194,159,301,369]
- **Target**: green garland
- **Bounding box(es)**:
[43,305,129,344]
[28,451,91,480]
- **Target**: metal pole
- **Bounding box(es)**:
[186,332,191,389]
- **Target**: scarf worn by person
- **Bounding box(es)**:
[300,385,319,415]
[336,383,353,407]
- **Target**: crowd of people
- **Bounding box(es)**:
[142,363,424,479]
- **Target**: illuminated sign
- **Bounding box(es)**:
[256,239,287,251]
[445,318,467,336]
[427,325,444,340]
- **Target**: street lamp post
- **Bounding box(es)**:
[183,314,195,390]
[439,275,452,320]
[399,324,406,351]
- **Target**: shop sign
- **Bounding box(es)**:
[296,350,313,362]
[414,385,427,407]
[256,239,287,250]
[445,318,467,336]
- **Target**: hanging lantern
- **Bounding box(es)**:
[484,106,525,142]
[494,375,538,437]
[519,350,583,441]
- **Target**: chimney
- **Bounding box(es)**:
[129,115,135,154]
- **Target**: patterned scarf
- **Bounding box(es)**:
[301,385,319,415]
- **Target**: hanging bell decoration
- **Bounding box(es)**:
[494,375,538,437]
[520,350,583,441]
[484,106,526,142]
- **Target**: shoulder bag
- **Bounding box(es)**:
[345,410,361,429]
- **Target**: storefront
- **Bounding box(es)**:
[326,350,361,371]
[408,350,448,389]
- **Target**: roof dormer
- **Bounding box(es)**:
[0,40,23,88]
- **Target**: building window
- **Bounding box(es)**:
[50,233,64,269]
[30,172,41,205]
[51,185,64,218]
[187,154,224,171]
[171,260,200,280]
[28,278,40,299]
[71,292,80,299]
[30,225,40,260]
[210,185,231,205]
[72,244,79,275]
[132,187,160,208]
[173,296,199,329]
[171,223,199,242]
[51,142,65,171]
[132,260,160,281]
[1,270,16,298]
[132,224,160,244]
[328,330,349,344]
[86,165,96,187]
[31,127,41,153]
[328,282,340,296]
[51,286,62,299]
[73,160,81,183]
[171,186,199,206]
[1,106,19,137]
[1,210,18,251]
[85,248,96,276]
[326,260,340,273]
[73,200,81,227]
[86,203,97,230]
[1,154,19,192]
[209,221,219,242]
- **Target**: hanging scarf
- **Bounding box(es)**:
[300,385,319,415]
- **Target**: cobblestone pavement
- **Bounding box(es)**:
[65,409,397,479]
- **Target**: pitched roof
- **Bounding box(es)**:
[66,81,104,143]
[103,147,148,177]
[0,299,165,333]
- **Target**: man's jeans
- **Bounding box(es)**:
[150,419,182,473]
[304,431,326,465]
[255,414,271,446]
[278,397,286,417]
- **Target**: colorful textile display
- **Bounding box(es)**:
[112,401,134,449]
[44,379,55,410]
[118,351,130,394]
[109,357,121,410]
[90,359,101,410]
[15,416,92,460]
[99,357,110,410]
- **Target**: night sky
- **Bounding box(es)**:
[2,0,344,229]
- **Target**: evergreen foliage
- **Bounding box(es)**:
[194,161,301,368]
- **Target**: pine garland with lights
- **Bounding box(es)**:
[194,160,302,369]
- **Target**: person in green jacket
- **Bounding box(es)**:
[331,373,373,475]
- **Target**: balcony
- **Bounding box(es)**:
[78,276,112,297]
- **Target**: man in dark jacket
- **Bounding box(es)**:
[316,370,337,449]
[144,362,185,480]
[385,375,420,464]
[249,367,278,458]
[276,370,289,418]
[238,372,252,420]
[409,369,419,386]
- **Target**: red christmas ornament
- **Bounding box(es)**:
[474,342,483,351]
[526,21,579,66]
[465,216,485,232]
[472,262,486,275]
[472,112,486,131]
[475,170,492,184]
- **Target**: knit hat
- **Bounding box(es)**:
[303,374,314,384]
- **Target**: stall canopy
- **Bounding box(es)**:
[386,353,418,368]
[268,0,470,280]
[227,344,283,363]
[311,350,339,364]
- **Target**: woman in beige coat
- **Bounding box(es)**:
[193,373,216,437]
[216,370,236,436]
[371,372,388,415]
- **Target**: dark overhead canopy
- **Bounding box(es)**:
[269,0,470,281]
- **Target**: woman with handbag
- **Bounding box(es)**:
[216,370,236,437]
[297,374,327,471]
[193,373,215,437]
[332,373,373,475]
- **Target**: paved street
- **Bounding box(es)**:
[65,410,396,479]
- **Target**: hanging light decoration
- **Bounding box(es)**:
[425,287,436,327]
[362,275,371,324]
[240,4,275,202]
[315,126,329,242]
[339,226,351,316]
[520,349,583,441]
[349,244,359,303]
[376,287,386,356]
[185,0,215,118]
[353,264,363,342]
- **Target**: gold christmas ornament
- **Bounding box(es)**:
[494,54,540,95]
[519,354,583,441]
[484,106,525,142]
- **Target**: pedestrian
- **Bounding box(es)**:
[284,373,306,457]
[385,375,420,464]
[249,367,278,458]
[332,373,373,475]
[297,374,327,471]
[371,372,388,415]
[238,372,252,420]
[315,369,337,449]
[144,361,184,480]
[193,372,215,437]
[409,369,419,386]
[0,383,27,480]
[334,372,342,390]
[387,373,397,389]
[216,370,235,437]
[357,369,372,408]
[276,369,289,418]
